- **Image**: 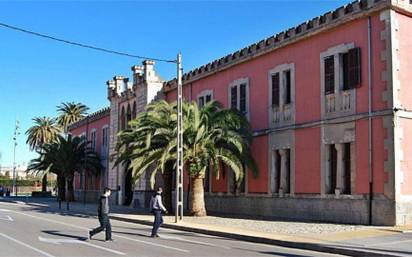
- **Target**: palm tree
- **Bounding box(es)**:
[57,102,89,133]
[28,134,101,201]
[27,143,66,200]
[116,100,258,216]
[26,117,61,150]
[26,117,61,192]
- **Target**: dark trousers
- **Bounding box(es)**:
[90,214,112,240]
[151,210,163,236]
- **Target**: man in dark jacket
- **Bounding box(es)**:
[89,187,113,241]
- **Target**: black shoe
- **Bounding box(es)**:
[155,234,160,238]
[88,231,92,240]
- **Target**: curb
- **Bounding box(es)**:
[109,215,401,257]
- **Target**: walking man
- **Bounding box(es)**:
[150,187,167,237]
[89,187,113,241]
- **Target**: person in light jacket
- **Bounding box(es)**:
[150,187,167,237]
[89,187,113,241]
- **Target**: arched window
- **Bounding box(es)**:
[132,102,137,119]
[120,106,126,131]
[126,104,132,128]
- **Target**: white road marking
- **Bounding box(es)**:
[114,234,189,253]
[1,207,190,253]
[158,234,231,249]
[39,236,126,255]
[0,233,56,257]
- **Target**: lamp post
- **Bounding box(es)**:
[12,120,20,197]
[175,53,184,222]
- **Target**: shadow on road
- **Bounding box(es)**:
[42,230,88,241]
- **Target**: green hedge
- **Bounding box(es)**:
[0,179,39,187]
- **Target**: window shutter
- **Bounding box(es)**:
[205,94,212,103]
[230,86,237,109]
[272,73,280,107]
[348,47,361,89]
[240,83,247,114]
[324,56,335,95]
[198,96,205,108]
[284,70,291,104]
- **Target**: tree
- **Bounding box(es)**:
[27,143,66,200]
[27,134,101,201]
[116,100,258,216]
[56,102,89,133]
[25,116,61,193]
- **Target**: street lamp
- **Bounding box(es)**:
[12,120,20,197]
[175,53,184,223]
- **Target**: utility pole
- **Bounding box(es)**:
[12,120,20,197]
[175,53,184,222]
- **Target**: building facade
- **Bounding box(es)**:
[68,107,110,202]
[75,0,412,225]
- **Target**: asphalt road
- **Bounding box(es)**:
[0,200,347,257]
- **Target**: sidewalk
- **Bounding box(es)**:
[5,197,412,257]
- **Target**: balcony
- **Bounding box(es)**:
[324,89,355,117]
[272,104,293,126]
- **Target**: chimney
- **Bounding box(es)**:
[113,76,129,94]
[143,60,155,80]
[106,79,116,99]
[131,65,144,85]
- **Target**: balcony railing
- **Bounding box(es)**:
[325,90,354,115]
[272,104,293,125]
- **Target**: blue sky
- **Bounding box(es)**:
[0,0,348,167]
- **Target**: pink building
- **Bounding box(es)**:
[68,108,110,202]
[72,0,412,225]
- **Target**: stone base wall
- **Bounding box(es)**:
[205,195,396,225]
[395,200,412,225]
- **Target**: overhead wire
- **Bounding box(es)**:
[0,22,177,63]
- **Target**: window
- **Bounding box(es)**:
[228,78,249,117]
[343,143,351,195]
[323,47,361,95]
[272,150,281,193]
[284,70,291,104]
[327,144,337,194]
[272,149,291,194]
[230,86,237,109]
[269,64,294,110]
[90,130,96,151]
[324,56,335,95]
[326,143,352,195]
[197,90,213,108]
[342,48,361,90]
[239,83,247,114]
[271,73,280,107]
[101,126,109,158]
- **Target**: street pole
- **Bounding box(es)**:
[12,120,20,197]
[175,53,184,223]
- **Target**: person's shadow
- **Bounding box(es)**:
[41,230,90,241]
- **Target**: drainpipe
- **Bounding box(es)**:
[367,16,374,225]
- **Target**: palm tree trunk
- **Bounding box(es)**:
[57,175,66,201]
[41,174,47,193]
[66,177,75,202]
[190,175,207,216]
